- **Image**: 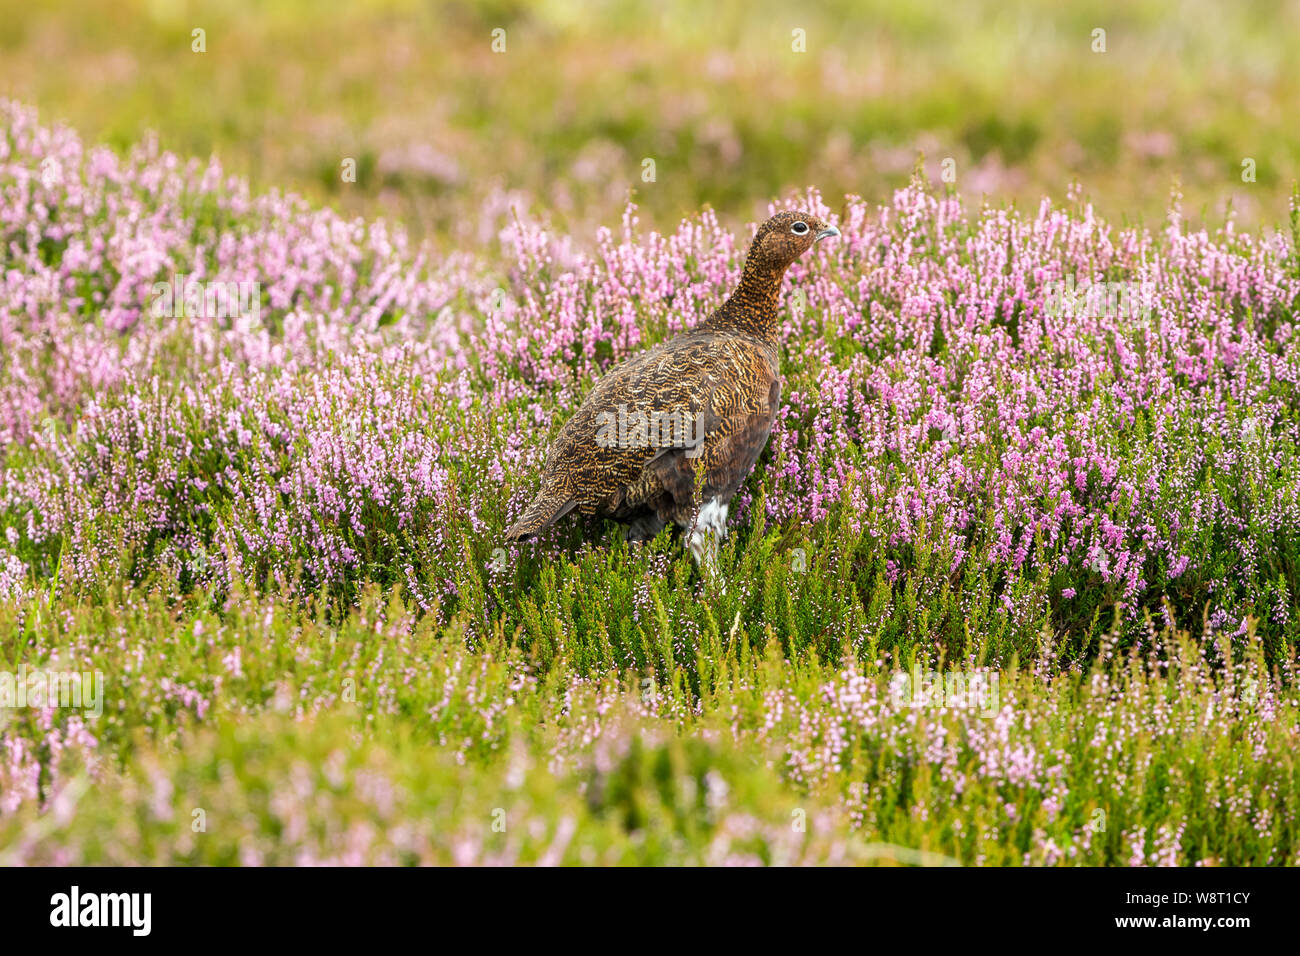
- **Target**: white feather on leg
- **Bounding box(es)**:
[685,497,729,591]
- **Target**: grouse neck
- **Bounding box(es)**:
[706,263,788,343]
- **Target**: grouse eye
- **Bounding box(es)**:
[791,221,809,235]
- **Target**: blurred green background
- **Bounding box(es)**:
[1,0,1296,246]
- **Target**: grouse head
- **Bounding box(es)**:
[703,210,840,341]
[743,210,840,275]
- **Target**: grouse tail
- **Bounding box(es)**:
[505,489,576,540]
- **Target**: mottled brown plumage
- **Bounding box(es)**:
[506,210,840,563]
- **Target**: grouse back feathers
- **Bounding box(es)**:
[506,210,840,564]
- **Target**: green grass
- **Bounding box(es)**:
[1,586,1295,864]
[2,0,1297,244]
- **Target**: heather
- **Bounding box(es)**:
[2,102,1300,864]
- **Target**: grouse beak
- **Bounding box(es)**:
[814,225,840,243]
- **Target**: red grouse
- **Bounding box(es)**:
[505,210,840,566]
